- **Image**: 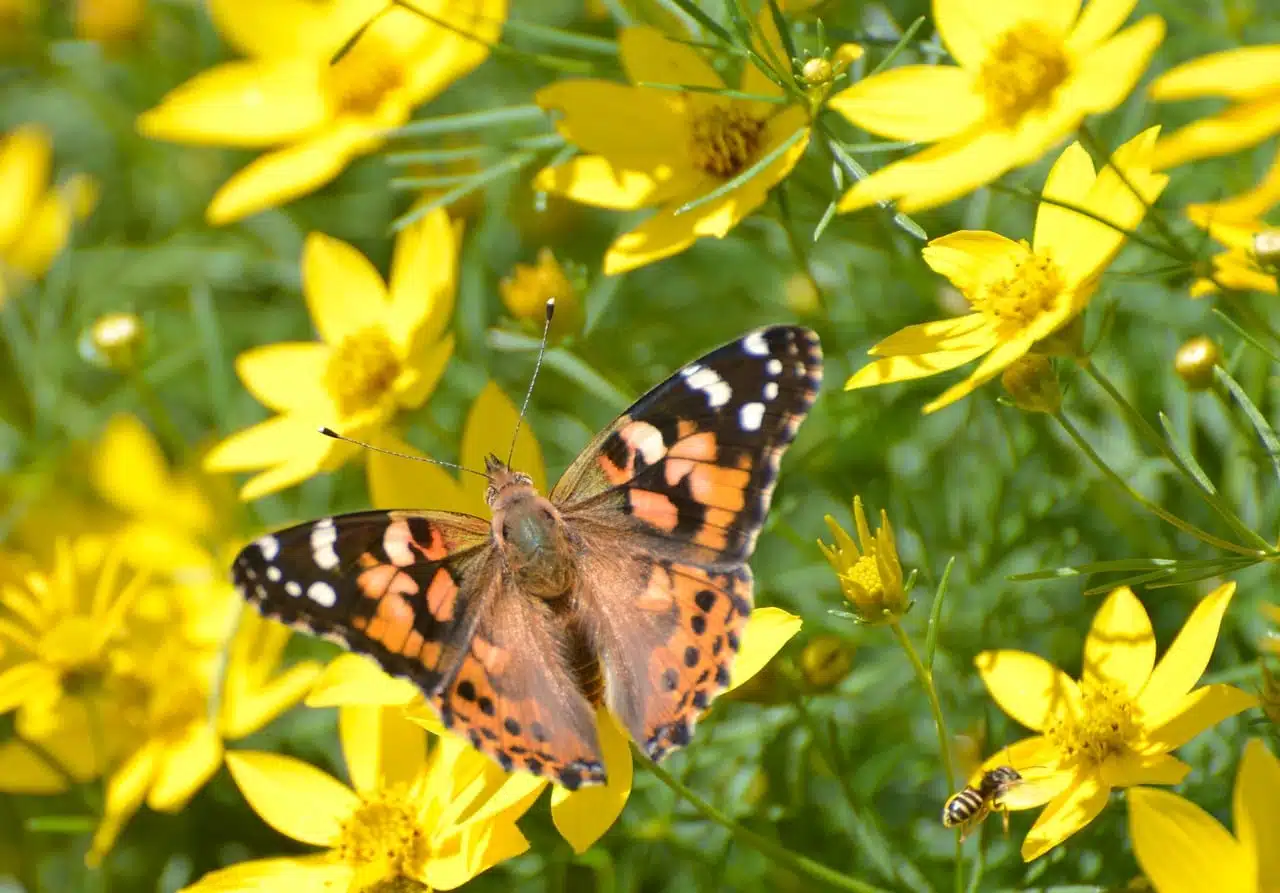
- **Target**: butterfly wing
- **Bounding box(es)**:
[555,325,822,760]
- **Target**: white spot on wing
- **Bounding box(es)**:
[256,535,279,561]
[266,566,282,582]
[742,331,769,356]
[285,581,302,597]
[308,581,338,607]
[764,381,779,400]
[311,518,339,571]
[739,402,765,431]
[766,358,782,376]
[682,364,731,409]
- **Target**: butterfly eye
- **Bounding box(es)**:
[500,520,511,539]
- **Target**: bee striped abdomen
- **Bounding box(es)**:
[942,787,989,828]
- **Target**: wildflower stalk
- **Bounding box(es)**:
[775,185,828,312]
[637,745,893,893]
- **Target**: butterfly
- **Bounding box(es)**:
[232,326,822,790]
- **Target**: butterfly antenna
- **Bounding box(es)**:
[506,298,555,468]
[318,427,489,480]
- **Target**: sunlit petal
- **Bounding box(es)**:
[1137,583,1236,720]
[181,855,351,892]
[1100,751,1189,788]
[1237,738,1280,887]
[226,750,356,846]
[1141,684,1258,754]
[1151,96,1280,171]
[976,649,1080,732]
[1082,586,1155,697]
[303,231,389,346]
[1067,0,1138,51]
[305,652,420,708]
[923,230,1027,293]
[620,25,722,90]
[235,343,331,413]
[1150,45,1280,101]
[340,704,428,795]
[536,81,692,172]
[845,342,993,389]
[829,66,983,142]
[1129,786,1251,893]
[1021,769,1109,861]
[727,607,801,689]
[149,725,223,811]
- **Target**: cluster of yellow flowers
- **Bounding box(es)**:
[3,0,1279,889]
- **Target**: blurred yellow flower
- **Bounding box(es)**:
[181,707,543,891]
[846,127,1169,413]
[138,0,507,224]
[203,208,457,501]
[500,247,583,339]
[830,0,1164,213]
[533,11,810,275]
[1183,168,1280,297]
[75,0,146,42]
[1149,45,1280,171]
[975,583,1257,861]
[818,495,907,625]
[1128,738,1280,893]
[0,124,96,305]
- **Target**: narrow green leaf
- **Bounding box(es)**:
[385,133,564,166]
[1213,307,1280,363]
[766,0,799,65]
[636,82,790,103]
[1158,411,1217,495]
[667,0,734,44]
[1215,364,1280,493]
[386,105,546,140]
[868,16,926,76]
[26,815,97,834]
[487,330,634,410]
[924,556,955,671]
[674,126,806,216]
[825,136,926,240]
[503,19,619,55]
[390,152,535,231]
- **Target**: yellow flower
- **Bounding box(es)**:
[0,124,96,304]
[203,208,457,501]
[846,127,1169,413]
[975,583,1258,861]
[830,0,1164,213]
[500,247,583,339]
[182,707,543,891]
[1149,44,1280,171]
[75,0,146,42]
[818,495,907,624]
[313,384,804,853]
[138,0,507,224]
[1129,738,1280,893]
[533,11,810,275]
[1184,192,1280,298]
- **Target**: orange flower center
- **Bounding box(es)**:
[336,794,428,887]
[978,23,1070,128]
[325,327,401,416]
[688,105,765,178]
[327,36,405,118]
[973,252,1064,330]
[1047,679,1139,767]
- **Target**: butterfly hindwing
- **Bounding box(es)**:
[232,509,490,696]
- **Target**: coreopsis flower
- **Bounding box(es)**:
[975,583,1258,861]
[500,248,583,339]
[830,0,1164,213]
[846,127,1169,413]
[1129,739,1280,893]
[203,208,457,500]
[818,496,907,624]
[533,10,810,275]
[182,707,544,891]
[308,384,804,853]
[1149,44,1280,171]
[0,124,96,304]
[138,0,507,224]
[1000,354,1062,413]
[1184,213,1279,298]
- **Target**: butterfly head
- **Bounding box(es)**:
[484,454,575,599]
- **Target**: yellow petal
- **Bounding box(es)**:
[845,342,993,390]
[551,708,632,852]
[1142,684,1258,754]
[975,649,1080,732]
[923,230,1027,293]
[226,750,356,846]
[1060,16,1166,115]
[867,314,990,357]
[393,334,455,411]
[1082,586,1155,698]
[208,0,386,59]
[1187,150,1280,222]
[739,5,788,105]
[1128,786,1251,893]
[365,435,468,513]
[0,738,72,793]
[828,65,983,142]
[137,59,327,147]
[222,660,321,740]
[533,155,695,211]
[536,81,692,172]
[427,820,528,891]
[90,741,160,864]
[1137,582,1236,721]
[204,413,331,472]
[399,0,508,103]
[933,0,1077,69]
[180,855,351,892]
[1033,140,1097,261]
[235,343,331,413]
[1021,769,1109,861]
[91,414,172,517]
[1067,0,1139,51]
[1150,44,1280,101]
[1100,751,1189,788]
[4,185,82,279]
[1150,95,1280,171]
[0,124,51,253]
[206,126,370,225]
[619,25,721,90]
[149,723,223,811]
[340,704,428,795]
[302,230,389,346]
[0,662,51,714]
[388,207,456,353]
[459,381,547,515]
[1237,738,1280,888]
[728,607,801,689]
[924,335,1037,412]
[305,652,419,708]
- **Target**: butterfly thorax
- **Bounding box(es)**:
[485,455,577,600]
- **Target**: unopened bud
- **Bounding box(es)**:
[79,312,144,370]
[1253,229,1280,272]
[76,0,145,42]
[1173,336,1220,390]
[499,248,582,340]
[798,634,854,691]
[801,57,833,87]
[832,43,864,72]
[1001,355,1061,414]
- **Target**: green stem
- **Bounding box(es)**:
[775,185,828,312]
[637,746,892,893]
[778,664,861,822]
[127,368,185,458]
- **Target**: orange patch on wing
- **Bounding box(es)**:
[412,522,449,562]
[630,489,679,532]
[676,419,698,440]
[693,507,736,550]
[419,639,442,668]
[471,637,509,676]
[636,563,674,612]
[358,564,419,600]
[598,451,632,486]
[688,464,749,510]
[372,594,416,653]
[669,431,717,462]
[425,568,458,622]
[402,629,424,658]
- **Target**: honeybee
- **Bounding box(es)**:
[942,766,1023,839]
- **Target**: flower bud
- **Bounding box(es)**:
[832,43,864,72]
[1001,355,1060,414]
[1173,335,1219,390]
[798,634,854,691]
[76,0,145,42]
[1253,229,1280,272]
[1259,662,1280,728]
[801,57,833,88]
[818,496,908,625]
[79,312,144,371]
[499,248,582,340]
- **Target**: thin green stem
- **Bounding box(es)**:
[637,745,892,893]
[778,663,861,823]
[775,185,828,312]
[128,368,185,457]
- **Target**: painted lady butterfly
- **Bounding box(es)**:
[232,326,822,790]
